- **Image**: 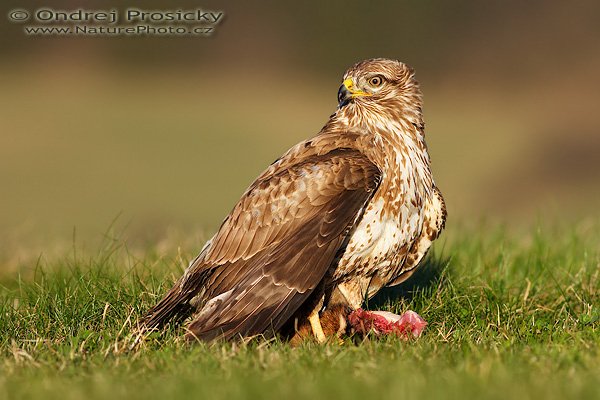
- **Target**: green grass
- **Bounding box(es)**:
[1,222,599,400]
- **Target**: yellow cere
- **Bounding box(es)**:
[343,78,371,98]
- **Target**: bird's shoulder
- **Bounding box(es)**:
[256,130,372,182]
[202,131,381,266]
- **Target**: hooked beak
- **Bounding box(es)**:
[337,78,371,108]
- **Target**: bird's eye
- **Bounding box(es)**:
[368,75,384,87]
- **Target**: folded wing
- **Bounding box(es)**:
[142,146,380,341]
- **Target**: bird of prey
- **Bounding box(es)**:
[139,58,446,343]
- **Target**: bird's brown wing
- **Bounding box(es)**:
[141,147,380,341]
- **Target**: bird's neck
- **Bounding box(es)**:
[332,100,429,160]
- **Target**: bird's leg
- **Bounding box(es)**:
[286,303,351,345]
[335,278,370,310]
[305,293,327,343]
[308,307,327,343]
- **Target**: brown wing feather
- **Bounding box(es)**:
[186,189,370,341]
[141,142,380,341]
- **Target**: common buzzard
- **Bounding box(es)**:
[139,58,446,343]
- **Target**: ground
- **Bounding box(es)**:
[0,221,598,400]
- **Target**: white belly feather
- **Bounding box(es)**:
[334,197,422,280]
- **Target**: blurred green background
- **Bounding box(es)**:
[1,0,599,268]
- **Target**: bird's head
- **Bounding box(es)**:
[337,58,422,117]
[332,58,424,135]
